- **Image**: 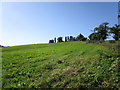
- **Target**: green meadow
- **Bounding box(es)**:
[2,41,120,88]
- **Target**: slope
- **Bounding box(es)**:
[2,41,119,88]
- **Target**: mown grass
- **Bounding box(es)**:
[2,41,120,88]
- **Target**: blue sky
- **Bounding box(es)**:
[1,2,118,46]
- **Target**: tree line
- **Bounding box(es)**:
[49,22,120,43]
[49,33,87,43]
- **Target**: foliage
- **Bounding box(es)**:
[76,34,87,41]
[76,34,84,41]
[65,36,68,42]
[49,40,54,43]
[57,37,64,42]
[109,24,120,40]
[118,15,120,18]
[70,36,74,41]
[0,45,4,47]
[88,33,101,41]
[54,37,56,43]
[109,40,116,43]
[94,22,109,41]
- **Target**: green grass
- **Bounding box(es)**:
[2,41,120,88]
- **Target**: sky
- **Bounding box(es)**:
[1,2,118,46]
[1,0,120,2]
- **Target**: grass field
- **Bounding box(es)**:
[1,41,120,88]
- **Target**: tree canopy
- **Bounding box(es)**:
[109,24,120,40]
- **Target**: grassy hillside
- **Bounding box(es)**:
[2,41,120,88]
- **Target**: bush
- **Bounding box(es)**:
[99,40,104,43]
[49,40,54,43]
[86,40,97,43]
[109,40,115,43]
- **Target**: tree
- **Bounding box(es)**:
[49,39,54,43]
[76,34,84,41]
[0,45,4,47]
[57,37,63,42]
[73,37,76,41]
[65,36,67,42]
[82,37,87,41]
[68,36,70,41]
[94,22,109,41]
[118,15,120,18]
[109,24,120,40]
[54,37,56,43]
[76,33,87,41]
[89,33,101,40]
[70,36,74,41]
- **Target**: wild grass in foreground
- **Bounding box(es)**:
[2,41,120,88]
